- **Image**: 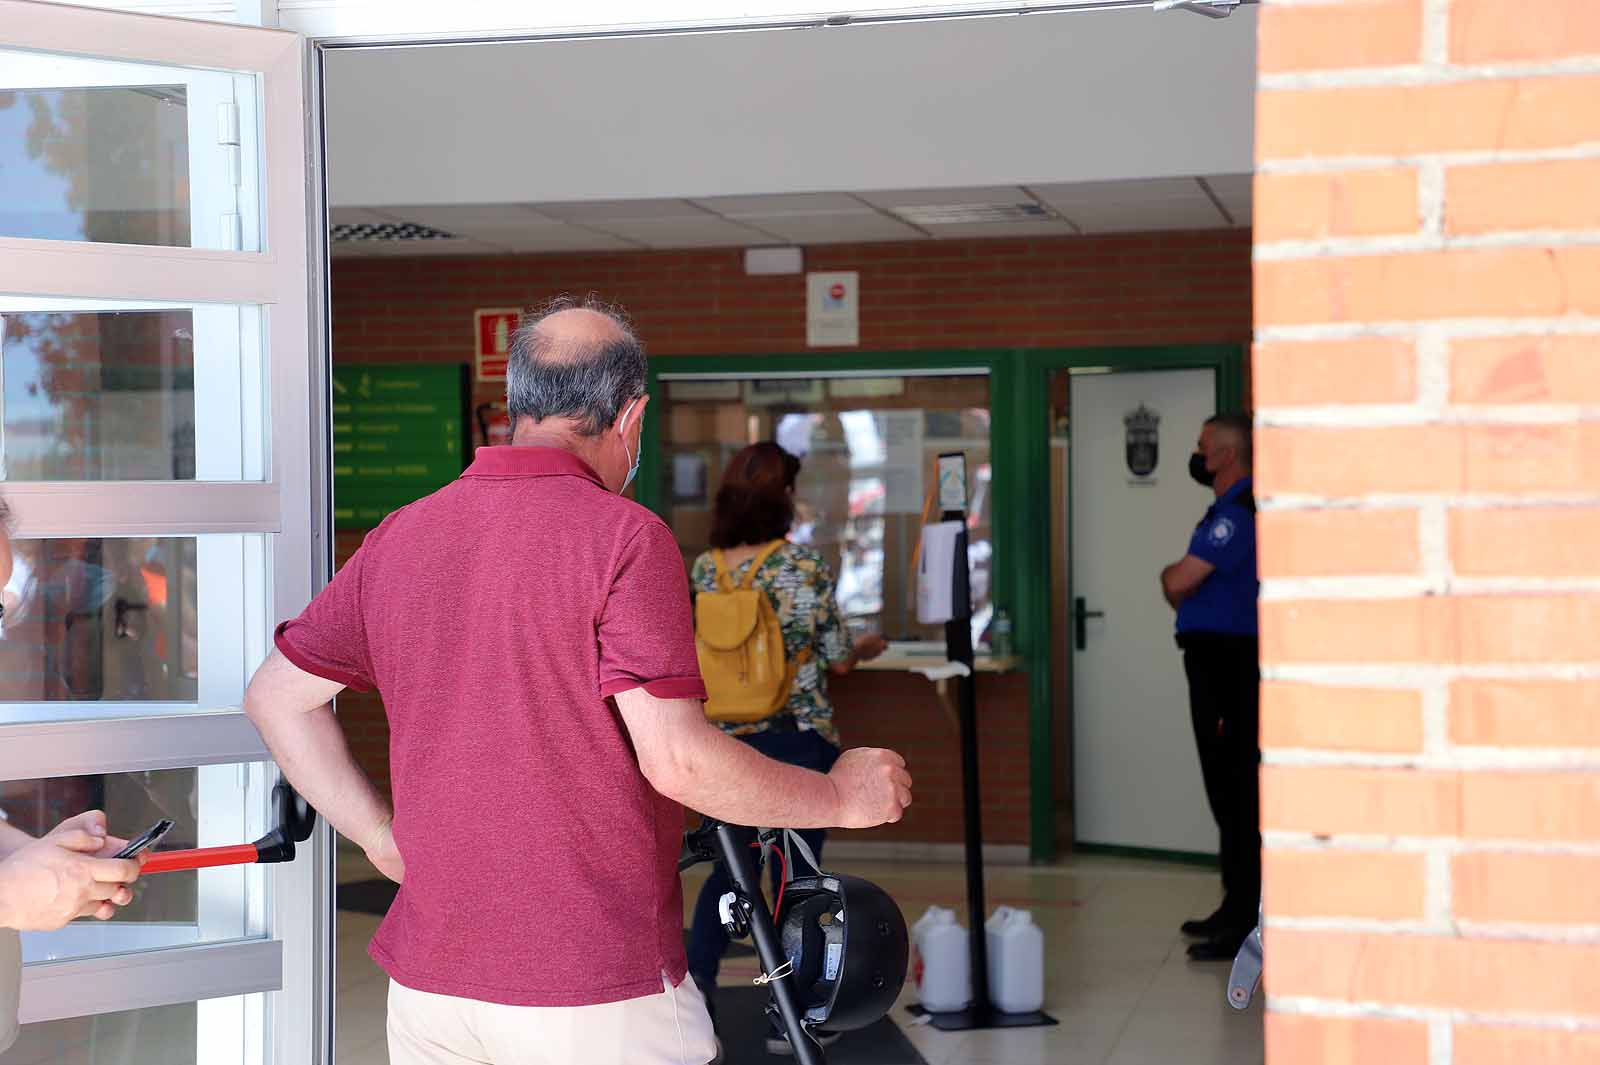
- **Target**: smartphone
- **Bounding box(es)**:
[113,818,175,859]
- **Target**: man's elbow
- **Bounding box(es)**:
[638,749,696,804]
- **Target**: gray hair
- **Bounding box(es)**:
[1204,412,1253,468]
[505,296,647,437]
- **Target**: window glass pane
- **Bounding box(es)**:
[0,87,189,246]
[0,52,260,252]
[0,302,264,483]
[9,993,262,1065]
[2,310,194,481]
[3,765,266,962]
[0,538,197,703]
[0,533,262,722]
[659,374,993,645]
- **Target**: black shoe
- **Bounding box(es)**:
[1187,930,1249,962]
[1180,908,1227,939]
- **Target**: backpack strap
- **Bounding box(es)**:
[711,549,735,594]
[738,539,788,590]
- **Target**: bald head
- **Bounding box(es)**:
[506,297,646,437]
[531,307,631,359]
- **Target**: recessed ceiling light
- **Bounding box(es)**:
[890,203,1058,226]
[330,222,458,242]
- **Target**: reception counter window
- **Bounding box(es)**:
[654,372,992,644]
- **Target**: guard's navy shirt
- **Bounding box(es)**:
[1176,476,1260,637]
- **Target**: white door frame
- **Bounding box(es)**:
[1,3,331,1062]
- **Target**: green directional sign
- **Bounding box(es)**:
[331,364,469,530]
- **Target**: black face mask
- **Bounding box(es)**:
[1189,452,1216,487]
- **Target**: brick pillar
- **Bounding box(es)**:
[1254,2,1600,1062]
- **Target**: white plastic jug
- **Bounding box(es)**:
[986,906,1045,1014]
[910,905,971,1013]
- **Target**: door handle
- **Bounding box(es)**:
[1074,597,1106,651]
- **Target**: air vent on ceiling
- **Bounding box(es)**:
[890,202,1056,226]
[330,222,457,243]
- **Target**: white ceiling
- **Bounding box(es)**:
[325,6,1257,242]
[331,175,1250,256]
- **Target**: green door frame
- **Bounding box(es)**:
[638,344,1245,863]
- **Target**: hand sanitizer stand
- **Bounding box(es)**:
[912,452,1057,1033]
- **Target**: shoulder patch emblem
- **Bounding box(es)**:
[1209,516,1236,547]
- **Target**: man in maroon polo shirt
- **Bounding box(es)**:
[243,298,912,1065]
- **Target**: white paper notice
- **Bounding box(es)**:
[806,271,859,347]
[880,410,924,514]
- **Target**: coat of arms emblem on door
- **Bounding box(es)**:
[1124,404,1160,478]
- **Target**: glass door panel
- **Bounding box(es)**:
[1,5,321,1064]
[0,51,261,253]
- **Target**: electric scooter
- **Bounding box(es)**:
[680,820,828,1065]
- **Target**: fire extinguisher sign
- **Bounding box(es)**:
[474,308,522,383]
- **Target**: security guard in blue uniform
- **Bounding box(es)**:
[1160,412,1260,962]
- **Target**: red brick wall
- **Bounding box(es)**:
[330,229,1252,845]
[1254,0,1600,1060]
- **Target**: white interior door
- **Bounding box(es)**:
[0,3,327,1063]
[1070,368,1218,855]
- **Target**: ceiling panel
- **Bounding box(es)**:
[1063,199,1230,233]
[855,186,1032,210]
[692,192,867,216]
[486,227,642,253]
[582,216,786,248]
[919,219,1080,240]
[330,237,505,257]
[1030,177,1205,207]
[534,199,712,222]
[732,211,927,244]
[377,204,559,229]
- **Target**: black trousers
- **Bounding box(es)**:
[1179,632,1261,931]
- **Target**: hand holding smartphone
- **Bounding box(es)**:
[113,819,174,860]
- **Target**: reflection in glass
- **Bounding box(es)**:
[9,994,260,1065]
[0,538,197,702]
[661,376,993,644]
[0,766,261,963]
[1,311,196,481]
[2,769,197,949]
[0,87,190,246]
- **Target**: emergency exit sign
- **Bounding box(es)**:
[475,307,521,382]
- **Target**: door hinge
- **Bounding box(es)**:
[218,100,243,188]
[217,101,241,147]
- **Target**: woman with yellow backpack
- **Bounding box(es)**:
[685,441,886,1057]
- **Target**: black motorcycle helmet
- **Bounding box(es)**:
[776,872,909,1032]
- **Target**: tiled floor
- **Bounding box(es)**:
[335,847,1263,1065]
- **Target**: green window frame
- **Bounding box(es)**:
[639,345,1244,862]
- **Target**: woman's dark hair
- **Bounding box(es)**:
[709,442,802,549]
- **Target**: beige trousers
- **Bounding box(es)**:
[386,974,717,1065]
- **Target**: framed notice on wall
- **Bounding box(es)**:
[331,364,471,529]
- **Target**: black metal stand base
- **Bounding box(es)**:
[907,1004,1060,1031]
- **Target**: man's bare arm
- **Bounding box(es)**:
[613,688,911,829]
[1161,554,1216,609]
[243,650,401,878]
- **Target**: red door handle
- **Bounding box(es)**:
[142,843,260,875]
